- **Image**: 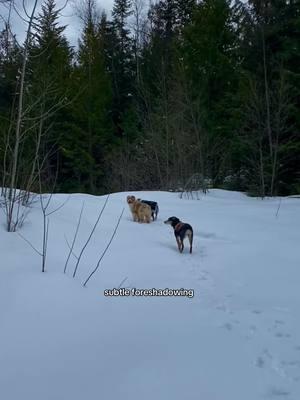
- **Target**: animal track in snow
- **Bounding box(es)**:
[256,356,265,368]
[222,322,233,331]
[281,360,300,366]
[280,359,300,382]
[198,232,217,240]
[215,302,233,314]
[256,347,300,384]
[252,309,263,315]
[274,332,291,339]
[274,320,285,325]
[197,270,211,281]
[218,318,240,332]
[267,387,290,397]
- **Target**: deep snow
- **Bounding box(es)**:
[0,189,299,399]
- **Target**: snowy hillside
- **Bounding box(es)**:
[1,189,300,400]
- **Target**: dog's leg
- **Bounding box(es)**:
[176,237,183,252]
[187,231,193,253]
[180,240,184,253]
[176,237,180,251]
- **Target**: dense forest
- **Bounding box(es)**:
[0,0,299,198]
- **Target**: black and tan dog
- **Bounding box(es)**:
[137,199,159,221]
[164,216,193,254]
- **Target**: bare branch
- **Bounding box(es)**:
[64,201,85,273]
[83,207,124,287]
[17,232,43,256]
[73,194,110,278]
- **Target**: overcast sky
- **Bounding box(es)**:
[65,0,115,46]
[0,0,115,47]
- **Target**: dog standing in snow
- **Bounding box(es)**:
[164,216,193,253]
[137,198,159,221]
[127,195,152,223]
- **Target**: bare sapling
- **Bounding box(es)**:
[72,194,110,278]
[83,207,124,287]
[63,201,85,274]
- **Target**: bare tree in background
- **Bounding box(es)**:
[238,68,296,197]
[0,0,70,231]
[130,0,146,85]
[3,0,39,231]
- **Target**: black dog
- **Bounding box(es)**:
[138,199,159,221]
[164,216,193,253]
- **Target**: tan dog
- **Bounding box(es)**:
[127,195,152,223]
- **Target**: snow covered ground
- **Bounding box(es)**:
[0,189,299,400]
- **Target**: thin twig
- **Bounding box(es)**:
[83,207,124,287]
[276,198,282,218]
[42,217,50,272]
[17,232,43,256]
[46,195,70,216]
[73,194,110,278]
[117,276,128,289]
[64,235,79,260]
[64,201,84,273]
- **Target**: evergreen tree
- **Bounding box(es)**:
[0,24,21,190]
[235,0,300,195]
[27,0,73,188]
[180,0,239,182]
[64,3,114,193]
[110,0,134,134]
[0,24,21,117]
[30,0,72,83]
